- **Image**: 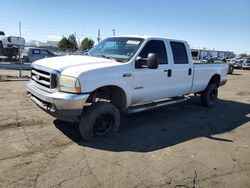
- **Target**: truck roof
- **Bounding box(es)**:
[112,35,187,43]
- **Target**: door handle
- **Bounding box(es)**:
[164,69,172,77]
[188,68,192,75]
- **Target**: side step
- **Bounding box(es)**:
[125,97,188,114]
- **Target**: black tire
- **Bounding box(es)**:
[228,65,234,74]
[0,42,3,52]
[200,83,218,107]
[79,102,120,141]
[22,56,29,62]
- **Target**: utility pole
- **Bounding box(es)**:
[97,28,101,43]
[19,22,21,38]
[112,29,115,36]
[18,21,22,77]
[78,37,81,49]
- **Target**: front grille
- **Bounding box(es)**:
[31,67,58,89]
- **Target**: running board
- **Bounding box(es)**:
[125,97,188,114]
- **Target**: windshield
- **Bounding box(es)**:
[88,37,144,62]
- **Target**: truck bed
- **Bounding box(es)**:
[191,62,228,93]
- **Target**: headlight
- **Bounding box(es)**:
[58,75,81,93]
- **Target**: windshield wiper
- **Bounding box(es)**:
[96,54,117,61]
[83,51,91,56]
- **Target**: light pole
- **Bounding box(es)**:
[112,29,115,36]
[97,28,101,43]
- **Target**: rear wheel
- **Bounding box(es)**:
[79,102,120,141]
[200,83,218,107]
[228,65,234,74]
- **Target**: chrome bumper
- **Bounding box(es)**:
[243,65,250,68]
[26,81,89,121]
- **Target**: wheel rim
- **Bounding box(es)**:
[93,114,114,136]
[209,88,217,103]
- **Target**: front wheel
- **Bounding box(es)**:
[79,102,120,141]
[200,83,218,107]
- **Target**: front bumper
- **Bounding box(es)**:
[26,81,89,121]
[243,65,250,69]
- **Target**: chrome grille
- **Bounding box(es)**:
[31,67,58,89]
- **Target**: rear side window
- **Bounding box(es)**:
[139,40,168,64]
[32,49,40,55]
[41,50,48,55]
[170,42,188,64]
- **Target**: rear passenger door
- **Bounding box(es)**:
[169,41,193,95]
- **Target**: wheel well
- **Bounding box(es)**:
[87,85,127,110]
[209,74,220,87]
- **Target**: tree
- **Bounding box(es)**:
[58,37,71,51]
[80,38,95,51]
[68,34,78,51]
[238,53,249,58]
[58,34,78,51]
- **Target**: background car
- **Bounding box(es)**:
[233,59,246,69]
[22,47,56,62]
[242,59,250,69]
[213,58,234,74]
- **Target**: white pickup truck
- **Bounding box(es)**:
[27,36,228,140]
[0,31,25,59]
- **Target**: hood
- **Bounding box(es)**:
[32,55,120,72]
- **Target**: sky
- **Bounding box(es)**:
[0,0,249,54]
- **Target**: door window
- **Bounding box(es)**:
[138,40,168,65]
[170,42,188,64]
[41,50,48,55]
[32,49,40,55]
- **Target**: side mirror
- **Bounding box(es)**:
[135,56,146,68]
[147,53,159,69]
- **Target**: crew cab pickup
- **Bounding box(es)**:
[27,36,228,140]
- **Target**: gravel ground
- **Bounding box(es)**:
[0,69,249,188]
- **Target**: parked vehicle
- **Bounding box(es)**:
[194,56,233,74]
[213,58,234,74]
[225,59,234,74]
[27,36,228,140]
[23,47,56,62]
[242,59,250,69]
[0,31,25,59]
[233,59,245,69]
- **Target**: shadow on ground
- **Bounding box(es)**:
[54,97,250,152]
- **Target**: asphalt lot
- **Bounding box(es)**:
[0,69,249,188]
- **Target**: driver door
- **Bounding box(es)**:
[132,40,170,104]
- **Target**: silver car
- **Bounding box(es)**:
[242,59,250,69]
[23,47,55,62]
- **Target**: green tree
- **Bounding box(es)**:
[68,34,78,51]
[58,37,71,51]
[238,53,249,58]
[80,38,95,51]
[58,34,78,51]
